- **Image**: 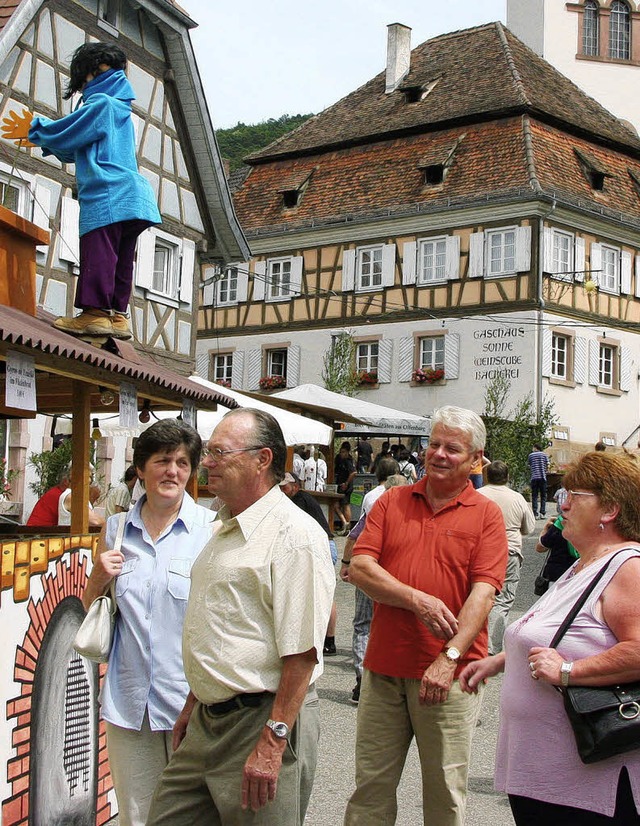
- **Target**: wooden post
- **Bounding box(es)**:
[70,381,91,534]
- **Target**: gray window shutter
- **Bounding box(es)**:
[247,349,262,390]
[515,226,532,272]
[231,350,244,389]
[398,336,414,382]
[444,332,460,380]
[253,261,266,301]
[135,228,156,289]
[445,235,460,281]
[590,243,602,284]
[574,336,587,384]
[621,251,632,295]
[635,255,640,298]
[179,239,196,305]
[342,249,356,291]
[575,237,585,282]
[195,353,208,379]
[620,347,632,392]
[543,227,554,274]
[59,195,80,264]
[588,339,599,386]
[468,232,484,278]
[236,263,249,302]
[381,244,396,287]
[33,178,51,253]
[202,265,215,306]
[287,344,301,387]
[377,339,392,383]
[290,256,303,297]
[402,241,417,285]
[541,328,552,377]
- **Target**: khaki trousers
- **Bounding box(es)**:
[146,689,320,826]
[105,711,173,826]
[344,670,482,826]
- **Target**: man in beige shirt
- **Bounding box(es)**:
[147,408,335,825]
[478,459,536,654]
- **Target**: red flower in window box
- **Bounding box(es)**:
[215,379,232,389]
[412,368,445,384]
[356,370,378,386]
[259,375,287,390]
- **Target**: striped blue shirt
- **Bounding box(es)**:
[528,450,549,481]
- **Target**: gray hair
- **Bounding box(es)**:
[222,408,286,484]
[431,405,486,451]
[384,474,409,489]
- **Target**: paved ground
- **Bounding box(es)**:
[107,529,546,825]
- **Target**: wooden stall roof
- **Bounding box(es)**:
[0,305,236,413]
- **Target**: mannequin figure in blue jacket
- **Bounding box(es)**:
[1,43,161,339]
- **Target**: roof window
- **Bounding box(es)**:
[574,148,610,192]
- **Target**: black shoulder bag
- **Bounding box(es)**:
[549,548,640,764]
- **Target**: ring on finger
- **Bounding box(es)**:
[529,662,535,672]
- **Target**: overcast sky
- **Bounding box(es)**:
[182,1,507,129]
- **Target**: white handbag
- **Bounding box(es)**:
[73,513,126,663]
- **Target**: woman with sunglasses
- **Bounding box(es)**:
[460,451,640,824]
[82,419,215,826]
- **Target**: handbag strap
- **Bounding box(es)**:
[108,512,127,602]
[537,548,551,574]
[549,548,639,649]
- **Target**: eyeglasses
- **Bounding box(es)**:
[566,490,597,503]
[201,445,264,462]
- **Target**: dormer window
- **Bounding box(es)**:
[629,169,640,199]
[402,85,424,103]
[417,136,463,189]
[423,165,444,186]
[278,170,313,210]
[574,148,610,192]
[282,190,300,208]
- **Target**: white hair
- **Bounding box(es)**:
[430,406,486,451]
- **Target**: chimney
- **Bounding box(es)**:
[385,23,412,94]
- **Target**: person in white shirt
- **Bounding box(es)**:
[478,460,536,654]
[303,447,327,491]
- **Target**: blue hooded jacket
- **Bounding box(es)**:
[29,69,161,236]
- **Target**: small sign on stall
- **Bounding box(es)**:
[119,381,138,428]
[5,350,36,411]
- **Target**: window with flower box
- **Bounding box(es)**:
[213,353,233,387]
[398,331,459,384]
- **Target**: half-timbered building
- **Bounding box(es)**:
[197,21,640,462]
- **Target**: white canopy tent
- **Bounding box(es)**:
[273,384,431,437]
[94,377,333,446]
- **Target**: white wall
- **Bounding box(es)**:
[507,0,640,134]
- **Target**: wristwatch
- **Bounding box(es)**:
[560,661,574,687]
[265,719,290,739]
[443,646,461,663]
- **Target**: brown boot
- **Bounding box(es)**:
[111,313,132,340]
[53,310,113,336]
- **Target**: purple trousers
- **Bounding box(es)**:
[76,219,152,312]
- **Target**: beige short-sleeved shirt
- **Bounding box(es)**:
[183,484,336,704]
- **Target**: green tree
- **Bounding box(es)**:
[322,331,360,397]
[28,438,73,498]
[216,113,314,172]
[482,375,558,491]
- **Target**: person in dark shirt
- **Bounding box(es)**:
[355,437,373,473]
[280,472,338,656]
[334,442,356,535]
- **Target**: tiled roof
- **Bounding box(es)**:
[233,115,640,235]
[247,22,640,163]
[0,305,236,410]
[0,0,20,34]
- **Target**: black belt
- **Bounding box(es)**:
[205,691,272,717]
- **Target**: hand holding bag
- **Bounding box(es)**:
[549,548,640,764]
[73,513,127,663]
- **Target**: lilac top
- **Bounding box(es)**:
[495,548,640,816]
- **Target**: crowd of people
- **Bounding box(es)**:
[48,407,639,826]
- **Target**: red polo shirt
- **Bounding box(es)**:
[352,479,507,679]
[26,484,66,526]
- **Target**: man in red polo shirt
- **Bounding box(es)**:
[26,466,71,526]
[345,405,508,826]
